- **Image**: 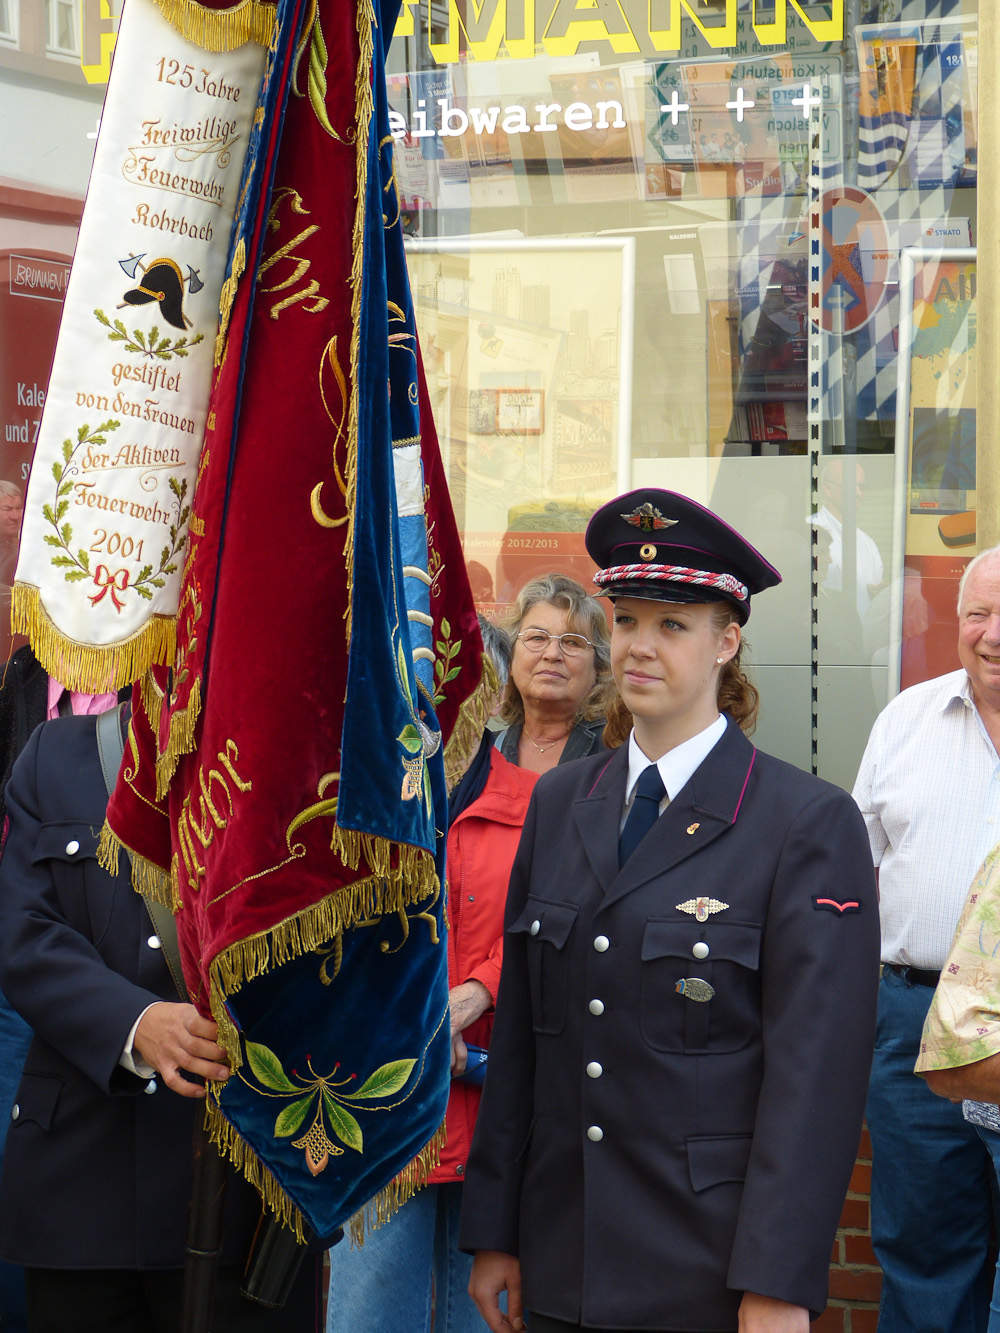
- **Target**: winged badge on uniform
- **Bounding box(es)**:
[676,897,729,922]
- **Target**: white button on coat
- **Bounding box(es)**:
[594,936,610,953]
[589,999,605,1016]
[587,1125,604,1142]
[10,1104,18,1121]
[530,920,540,936]
[586,1061,603,1078]
[144,1080,157,1095]
[147,935,162,950]
[692,942,710,959]
[65,840,80,855]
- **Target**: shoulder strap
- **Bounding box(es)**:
[95,706,188,1002]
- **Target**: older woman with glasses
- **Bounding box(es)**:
[493,575,613,776]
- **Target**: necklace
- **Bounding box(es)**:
[522,726,572,754]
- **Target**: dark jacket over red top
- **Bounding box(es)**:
[430,748,538,1184]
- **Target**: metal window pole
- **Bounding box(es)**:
[977,4,1000,550]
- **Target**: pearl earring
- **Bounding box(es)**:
[716,657,724,664]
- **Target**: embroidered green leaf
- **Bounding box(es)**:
[135,585,153,600]
[274,1093,315,1139]
[42,504,55,525]
[397,724,423,754]
[62,439,73,463]
[64,569,89,582]
[58,483,73,498]
[322,1088,363,1152]
[440,618,451,639]
[51,461,62,483]
[245,1041,299,1093]
[397,640,413,708]
[348,1058,416,1101]
[43,535,61,548]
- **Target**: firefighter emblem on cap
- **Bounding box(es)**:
[621,502,678,533]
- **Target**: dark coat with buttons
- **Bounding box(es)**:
[459,718,880,1331]
[0,715,263,1269]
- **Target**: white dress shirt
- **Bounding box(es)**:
[622,714,727,830]
[852,669,1000,969]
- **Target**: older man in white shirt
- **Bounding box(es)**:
[853,544,1000,1333]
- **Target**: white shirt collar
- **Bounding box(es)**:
[937,669,974,714]
[626,713,728,805]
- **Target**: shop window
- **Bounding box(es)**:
[0,0,17,46]
[46,0,80,58]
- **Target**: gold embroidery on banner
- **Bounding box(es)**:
[342,0,377,640]
[292,0,358,145]
[310,338,349,529]
[175,740,253,892]
[258,188,329,320]
[150,0,277,52]
[215,237,246,366]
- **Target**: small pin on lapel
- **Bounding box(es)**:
[686,822,700,835]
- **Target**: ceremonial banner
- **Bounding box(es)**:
[101,0,484,1240]
[13,0,275,691]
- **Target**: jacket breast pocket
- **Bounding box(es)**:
[508,897,578,1036]
[32,821,112,945]
[639,919,762,1054]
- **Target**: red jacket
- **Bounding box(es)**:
[430,748,538,1184]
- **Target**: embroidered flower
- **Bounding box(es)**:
[949,963,960,974]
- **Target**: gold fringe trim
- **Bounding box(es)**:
[204,1099,307,1242]
[139,670,166,742]
[207,859,438,1071]
[155,676,202,800]
[150,0,277,51]
[342,0,377,643]
[215,237,246,367]
[12,584,175,694]
[98,822,178,909]
[348,1122,447,1246]
[443,653,495,792]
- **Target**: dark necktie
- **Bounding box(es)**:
[618,763,667,867]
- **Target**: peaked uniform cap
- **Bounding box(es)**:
[585,488,781,624]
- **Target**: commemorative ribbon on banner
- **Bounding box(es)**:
[97,0,485,1242]
[13,0,275,690]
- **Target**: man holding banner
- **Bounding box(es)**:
[12,0,483,1288]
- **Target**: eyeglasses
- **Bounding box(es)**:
[516,630,595,657]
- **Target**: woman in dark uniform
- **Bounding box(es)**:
[459,489,880,1333]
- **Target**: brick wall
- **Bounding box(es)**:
[817,1125,881,1332]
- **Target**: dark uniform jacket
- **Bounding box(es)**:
[459,719,880,1332]
[0,716,262,1270]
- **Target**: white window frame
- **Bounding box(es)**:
[0,0,19,48]
[46,0,81,59]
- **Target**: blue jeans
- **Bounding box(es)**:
[326,1184,483,1333]
[973,1124,1000,1333]
[0,986,31,1333]
[867,968,994,1333]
